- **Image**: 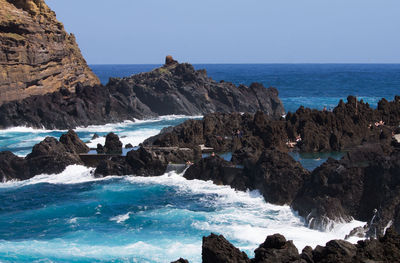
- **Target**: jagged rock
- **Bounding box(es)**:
[0,56,285,129]
[25,136,83,176]
[92,133,100,140]
[125,143,134,148]
[185,149,308,206]
[146,96,400,156]
[193,228,400,263]
[94,146,196,177]
[292,142,400,233]
[0,0,99,105]
[202,233,249,263]
[0,151,29,181]
[184,156,247,190]
[103,133,123,154]
[170,259,189,263]
[245,149,309,205]
[107,57,285,118]
[0,83,157,129]
[0,131,88,181]
[59,130,89,154]
[252,234,303,263]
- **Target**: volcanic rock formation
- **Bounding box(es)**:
[0,0,99,105]
[200,228,400,263]
[0,130,88,181]
[0,57,285,129]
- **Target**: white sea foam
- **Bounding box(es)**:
[0,165,367,262]
[124,171,366,251]
[110,212,132,223]
[0,165,100,188]
[0,239,202,263]
[0,115,201,134]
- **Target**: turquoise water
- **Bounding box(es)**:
[2,64,398,262]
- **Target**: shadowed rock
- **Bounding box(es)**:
[202,233,249,263]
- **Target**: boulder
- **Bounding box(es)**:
[252,234,303,263]
[59,130,89,154]
[202,233,249,263]
[245,149,309,205]
[0,151,29,181]
[26,137,83,176]
[103,133,123,154]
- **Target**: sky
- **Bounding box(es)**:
[46,0,400,64]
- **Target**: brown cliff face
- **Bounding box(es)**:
[0,0,99,105]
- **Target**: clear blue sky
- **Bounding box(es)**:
[46,0,400,64]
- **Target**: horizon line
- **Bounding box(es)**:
[89,62,400,66]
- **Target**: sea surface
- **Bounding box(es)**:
[0,64,399,262]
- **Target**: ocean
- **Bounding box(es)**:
[0,64,399,262]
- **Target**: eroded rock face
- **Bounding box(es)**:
[0,0,99,105]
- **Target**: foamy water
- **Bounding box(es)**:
[0,165,365,262]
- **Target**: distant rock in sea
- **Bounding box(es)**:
[0,0,99,105]
[0,56,285,129]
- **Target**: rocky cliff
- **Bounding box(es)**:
[0,0,99,105]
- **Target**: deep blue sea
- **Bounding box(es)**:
[0,64,398,262]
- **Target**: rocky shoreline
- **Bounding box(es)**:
[0,57,285,129]
[0,97,399,262]
[171,226,400,263]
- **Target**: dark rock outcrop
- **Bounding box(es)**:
[0,0,99,105]
[252,234,303,263]
[292,142,400,233]
[60,130,89,154]
[245,149,309,205]
[198,228,400,263]
[146,96,400,156]
[184,149,308,206]
[96,133,122,154]
[108,60,285,119]
[0,151,30,181]
[0,130,88,181]
[0,57,285,129]
[94,146,196,177]
[202,233,249,263]
[0,84,156,129]
[170,259,189,263]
